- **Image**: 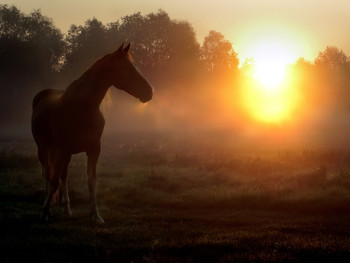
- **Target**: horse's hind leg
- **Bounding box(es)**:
[60,155,72,216]
[42,149,68,221]
[38,147,50,200]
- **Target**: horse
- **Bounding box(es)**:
[31,43,154,223]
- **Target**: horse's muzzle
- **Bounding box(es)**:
[140,87,154,103]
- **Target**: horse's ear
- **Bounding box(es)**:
[123,43,131,53]
[115,42,124,54]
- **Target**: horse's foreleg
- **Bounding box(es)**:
[61,155,72,216]
[42,149,67,221]
[87,147,104,224]
[44,166,50,204]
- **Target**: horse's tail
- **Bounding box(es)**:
[51,190,60,205]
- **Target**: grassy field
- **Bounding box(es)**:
[1,132,350,262]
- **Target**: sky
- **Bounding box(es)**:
[4,0,350,62]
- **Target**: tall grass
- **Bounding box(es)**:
[1,137,350,262]
[0,147,38,171]
[2,138,350,213]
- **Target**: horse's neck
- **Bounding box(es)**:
[63,67,111,109]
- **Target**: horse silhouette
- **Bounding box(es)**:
[31,43,154,223]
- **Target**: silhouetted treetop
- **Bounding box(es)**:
[0,4,65,73]
[0,5,65,122]
[0,5,26,40]
[315,46,349,73]
[201,30,239,73]
[118,10,200,71]
[63,18,113,77]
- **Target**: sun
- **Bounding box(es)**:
[251,39,296,89]
[253,44,291,90]
[240,38,300,123]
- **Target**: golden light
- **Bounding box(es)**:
[252,42,293,90]
[242,80,299,123]
[240,37,301,123]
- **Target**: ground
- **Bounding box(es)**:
[1,132,350,262]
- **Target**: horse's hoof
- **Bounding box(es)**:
[41,212,51,222]
[91,214,105,224]
[65,207,73,216]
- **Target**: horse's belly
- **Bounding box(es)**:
[57,126,103,154]
[32,106,55,147]
[68,136,100,154]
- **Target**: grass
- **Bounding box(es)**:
[1,133,350,262]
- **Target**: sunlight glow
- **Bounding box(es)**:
[240,37,301,123]
[251,40,296,90]
[241,77,300,124]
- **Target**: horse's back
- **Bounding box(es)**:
[32,89,64,108]
[32,89,64,147]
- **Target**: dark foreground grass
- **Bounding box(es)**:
[1,136,350,262]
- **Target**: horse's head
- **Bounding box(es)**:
[109,43,154,103]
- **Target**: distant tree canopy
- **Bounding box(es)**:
[200,30,239,73]
[315,46,349,73]
[63,10,201,81]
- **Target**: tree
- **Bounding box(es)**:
[118,10,201,75]
[62,18,122,78]
[62,10,202,88]
[0,4,26,40]
[0,5,65,122]
[0,5,65,75]
[200,30,239,73]
[315,46,349,73]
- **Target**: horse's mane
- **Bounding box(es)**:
[65,53,112,93]
[80,53,111,78]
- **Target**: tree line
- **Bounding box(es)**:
[1,4,350,126]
